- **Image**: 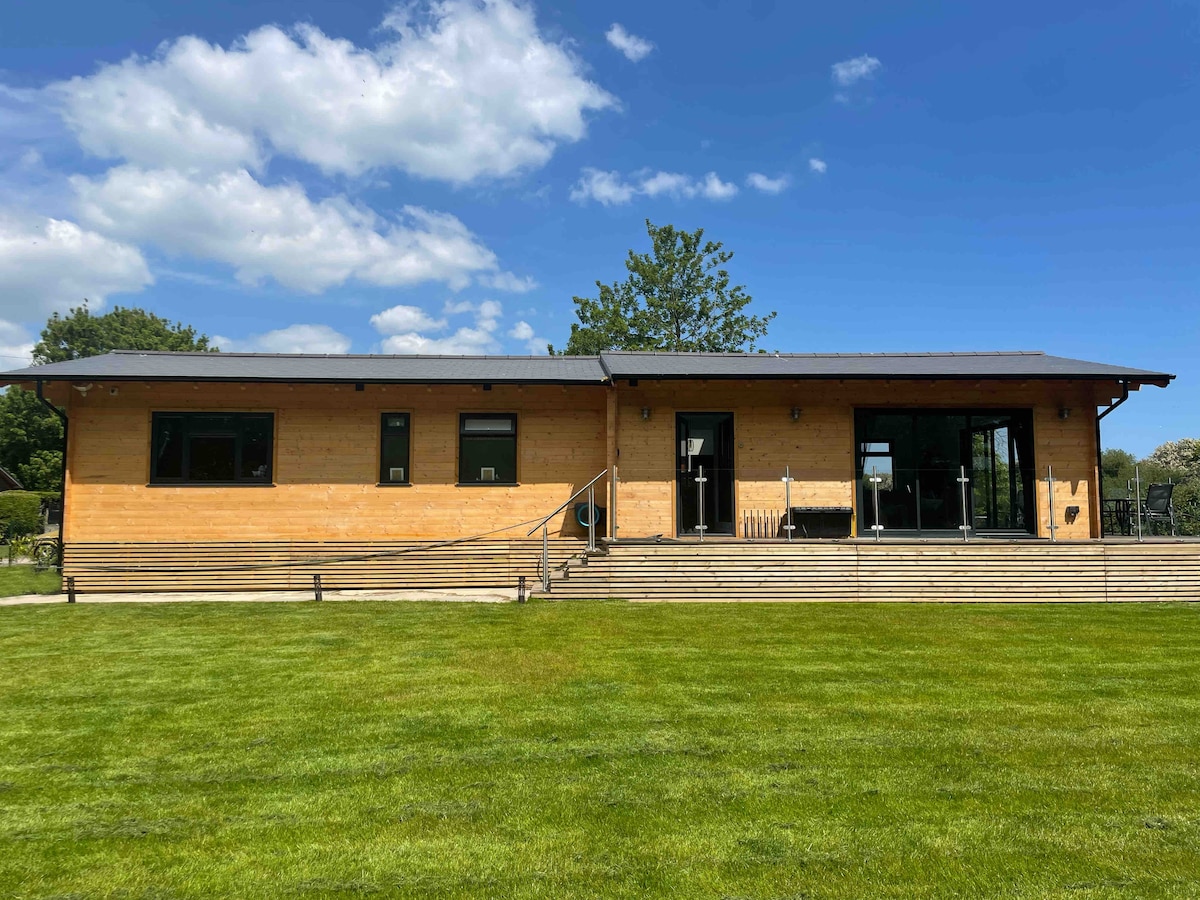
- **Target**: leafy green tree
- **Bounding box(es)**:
[34,303,216,364]
[1102,445,1199,536]
[1145,438,1200,476]
[555,220,775,355]
[0,304,217,491]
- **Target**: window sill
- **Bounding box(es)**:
[376,482,413,487]
[146,482,276,488]
[456,482,520,487]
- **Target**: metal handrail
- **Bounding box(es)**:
[526,469,609,537]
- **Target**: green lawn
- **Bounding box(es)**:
[0,564,61,597]
[1,602,1198,899]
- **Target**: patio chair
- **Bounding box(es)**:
[1142,483,1177,536]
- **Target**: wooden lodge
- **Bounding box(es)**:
[3,348,1196,601]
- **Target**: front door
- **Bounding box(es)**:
[676,412,735,536]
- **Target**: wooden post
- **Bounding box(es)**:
[67,576,76,604]
[313,573,323,601]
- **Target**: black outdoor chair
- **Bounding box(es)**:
[1142,483,1177,536]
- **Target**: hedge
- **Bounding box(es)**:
[0,491,45,540]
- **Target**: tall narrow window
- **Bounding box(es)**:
[150,412,274,484]
[459,414,517,484]
[379,413,411,484]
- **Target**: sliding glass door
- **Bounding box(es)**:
[855,409,1035,536]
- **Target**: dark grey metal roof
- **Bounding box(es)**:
[0,349,1173,387]
[0,350,608,384]
[599,351,1174,385]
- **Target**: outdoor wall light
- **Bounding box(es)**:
[641,407,651,421]
[1058,407,1072,420]
[790,407,802,421]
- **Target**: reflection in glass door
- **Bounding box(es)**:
[968,422,1027,531]
[676,413,735,536]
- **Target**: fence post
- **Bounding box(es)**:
[782,466,795,541]
[957,465,971,542]
[695,464,707,542]
[66,575,76,604]
[1134,465,1143,542]
[1047,466,1058,542]
[586,485,596,552]
[869,466,883,541]
[313,573,323,601]
[518,575,527,604]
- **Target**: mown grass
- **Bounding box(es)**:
[0,564,61,597]
[1,601,1198,899]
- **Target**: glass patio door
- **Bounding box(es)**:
[676,413,735,537]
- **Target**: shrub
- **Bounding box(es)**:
[0,491,45,541]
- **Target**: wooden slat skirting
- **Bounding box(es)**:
[63,540,585,592]
[543,541,1200,602]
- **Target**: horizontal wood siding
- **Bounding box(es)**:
[65,382,607,543]
[64,539,584,593]
[542,541,1200,602]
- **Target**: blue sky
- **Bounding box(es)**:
[1,0,1196,455]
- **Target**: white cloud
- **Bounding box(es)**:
[0,319,35,366]
[569,168,637,206]
[214,323,352,354]
[746,172,790,194]
[808,158,827,174]
[508,319,547,354]
[831,54,881,87]
[373,297,504,355]
[52,1,616,183]
[605,23,654,62]
[479,271,538,293]
[571,168,738,206]
[72,166,501,292]
[370,304,447,335]
[0,211,151,320]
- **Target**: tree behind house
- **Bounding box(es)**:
[555,220,776,354]
[0,304,217,491]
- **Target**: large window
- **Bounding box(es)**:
[854,409,1035,535]
[379,413,411,484]
[459,413,517,485]
[151,412,274,484]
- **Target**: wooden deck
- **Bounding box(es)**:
[61,537,1200,602]
[541,539,1200,603]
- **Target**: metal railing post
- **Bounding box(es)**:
[782,465,795,541]
[1134,465,1143,542]
[1046,465,1058,542]
[542,524,551,591]
[957,465,971,542]
[695,464,707,541]
[869,466,883,541]
[586,485,596,552]
[610,465,618,541]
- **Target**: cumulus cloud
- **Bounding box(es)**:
[479,271,538,293]
[746,172,790,194]
[0,211,151,320]
[71,166,506,292]
[570,168,738,205]
[51,1,616,183]
[808,158,827,174]
[508,319,547,354]
[370,304,447,335]
[605,24,654,62]
[213,323,352,354]
[831,54,881,87]
[372,297,505,355]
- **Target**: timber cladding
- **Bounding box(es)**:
[613,378,1102,540]
[65,382,607,543]
[60,374,1109,586]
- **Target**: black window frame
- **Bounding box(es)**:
[458,413,518,486]
[150,411,275,485]
[379,412,412,485]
